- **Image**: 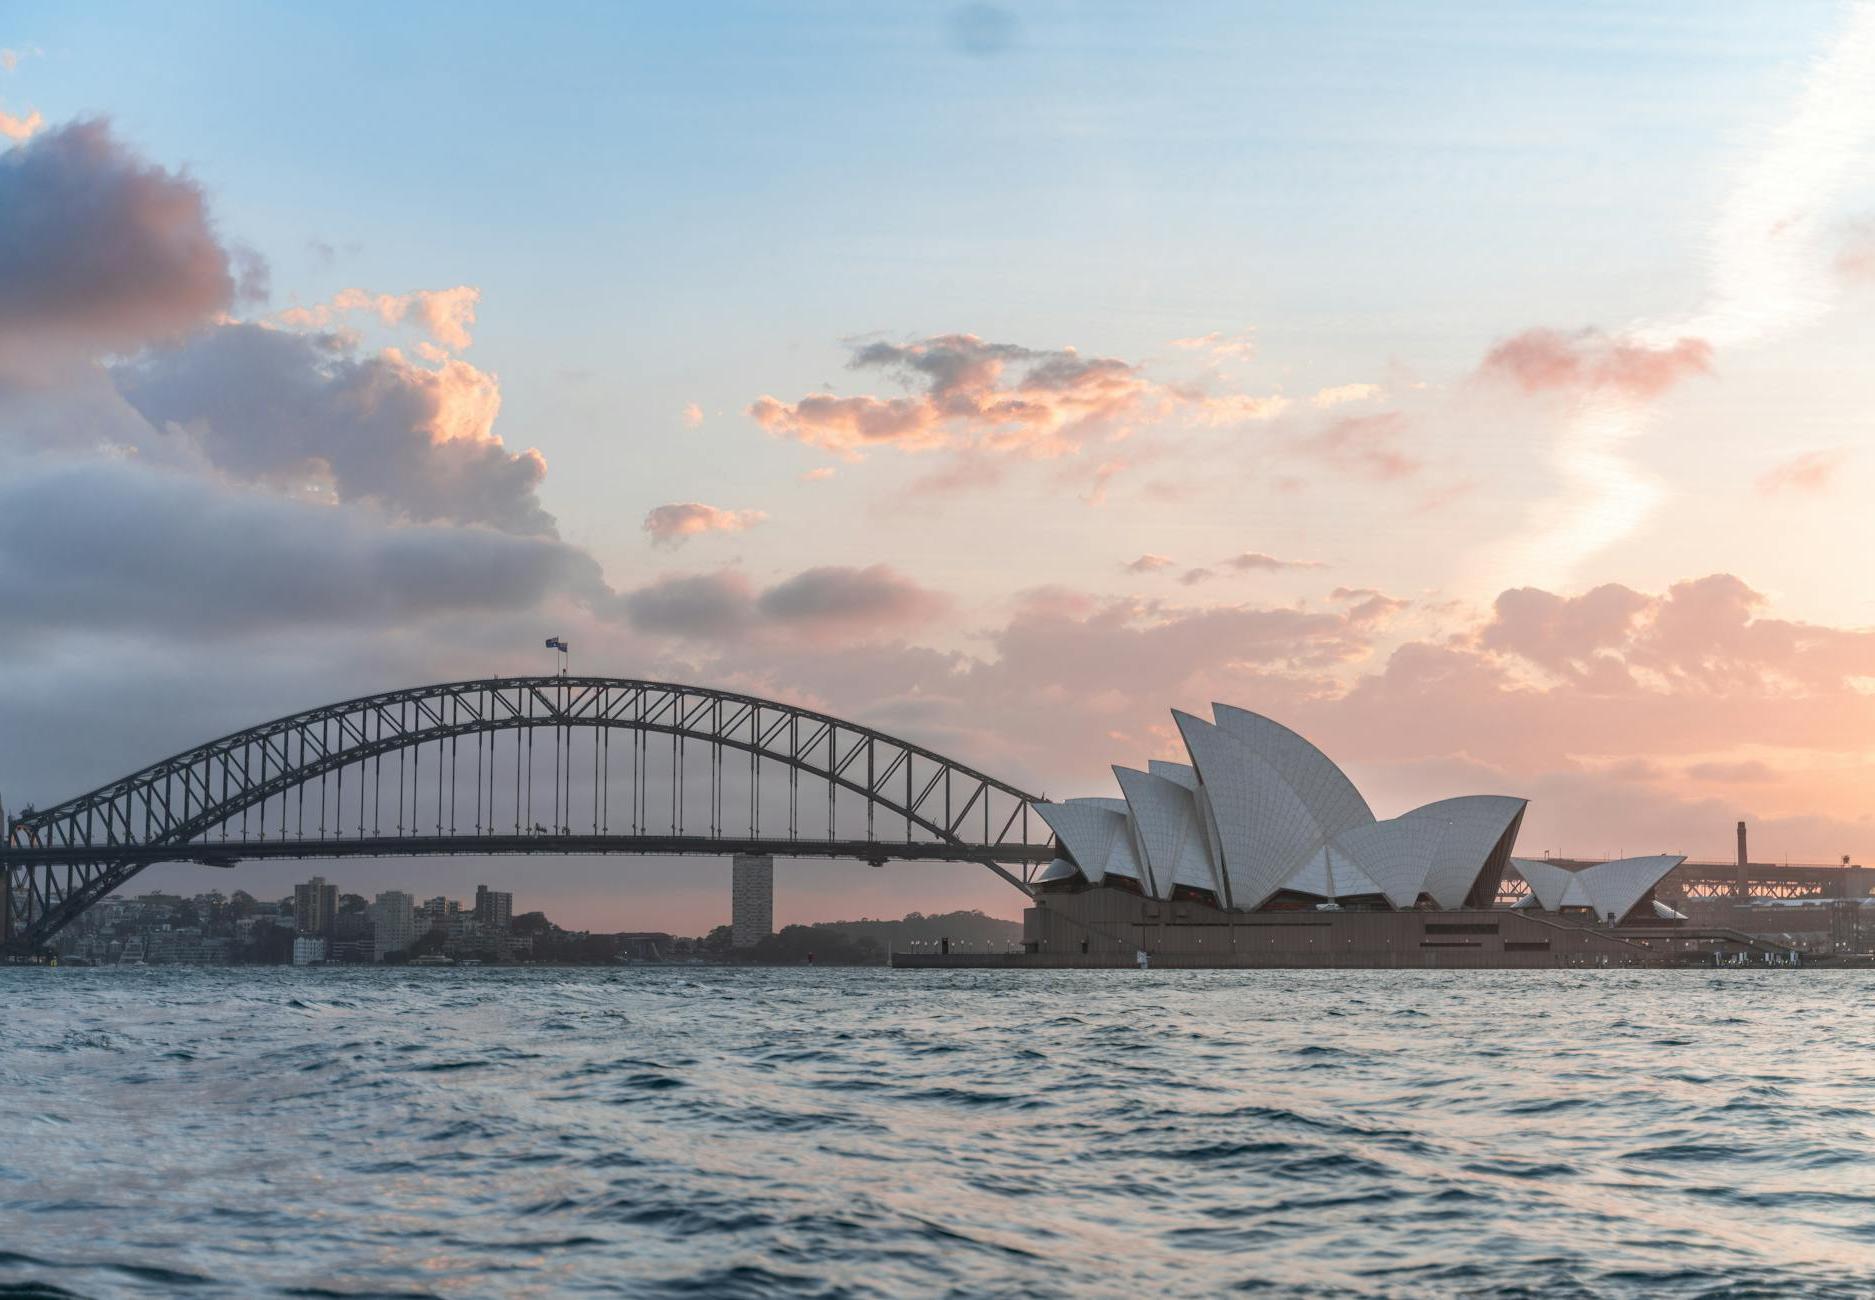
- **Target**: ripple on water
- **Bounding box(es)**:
[4,966,1875,1297]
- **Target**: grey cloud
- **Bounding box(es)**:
[620,565,945,642]
[757,565,945,627]
[113,323,555,537]
[0,119,243,371]
[619,572,757,640]
[0,459,599,645]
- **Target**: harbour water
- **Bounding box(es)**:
[4,967,1874,1297]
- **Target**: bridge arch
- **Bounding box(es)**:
[2,676,1049,955]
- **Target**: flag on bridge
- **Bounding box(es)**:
[545,637,568,652]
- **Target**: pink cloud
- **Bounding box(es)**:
[1330,586,1409,626]
[1298,410,1420,481]
[1311,382,1383,408]
[602,569,1875,863]
[1685,760,1782,783]
[680,402,704,428]
[0,105,41,141]
[1224,551,1324,572]
[1170,330,1256,360]
[642,502,767,547]
[1756,447,1848,496]
[1124,553,1175,573]
[749,333,1283,464]
[279,285,481,352]
[1838,218,1875,282]
[1479,327,1713,400]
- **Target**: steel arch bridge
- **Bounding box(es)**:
[1,676,1053,956]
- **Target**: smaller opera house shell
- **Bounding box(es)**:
[1020,704,1687,967]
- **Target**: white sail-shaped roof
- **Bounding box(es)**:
[1114,766,1225,900]
[1288,797,1524,909]
[1575,854,1685,921]
[1147,760,1198,790]
[1033,701,1531,915]
[1404,796,1527,909]
[1312,815,1448,909]
[1174,711,1333,911]
[1511,854,1684,922]
[1211,705,1374,840]
[1035,858,1081,884]
[1281,842,1387,900]
[1033,799,1129,886]
[1510,858,1572,910]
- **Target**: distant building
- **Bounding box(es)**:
[731,853,774,948]
[474,885,513,931]
[294,876,339,936]
[291,935,327,965]
[331,911,375,964]
[420,896,458,935]
[368,891,416,962]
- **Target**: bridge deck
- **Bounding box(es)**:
[0,835,1053,869]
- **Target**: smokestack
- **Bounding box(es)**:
[1735,820,1750,902]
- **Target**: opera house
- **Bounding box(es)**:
[1001,704,1701,968]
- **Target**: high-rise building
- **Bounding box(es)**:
[420,896,456,934]
[368,891,416,962]
[294,876,338,936]
[731,853,773,948]
[474,884,513,931]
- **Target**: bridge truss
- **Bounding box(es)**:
[1,676,1053,956]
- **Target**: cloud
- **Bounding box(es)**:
[1179,568,1213,586]
[1311,382,1383,408]
[1330,586,1410,625]
[278,285,480,352]
[0,119,243,372]
[680,402,704,428]
[1223,551,1324,572]
[800,466,837,482]
[642,502,766,547]
[749,332,1282,463]
[759,565,947,631]
[0,105,40,141]
[0,46,41,73]
[1757,447,1849,495]
[1170,330,1256,361]
[620,564,946,643]
[1297,410,1419,481]
[114,323,554,536]
[618,571,757,640]
[1124,553,1174,573]
[1487,9,1875,587]
[1685,759,1782,784]
[1478,328,1714,401]
[904,453,1005,498]
[0,460,600,646]
[947,3,1019,56]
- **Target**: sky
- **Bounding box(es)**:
[3,1,1875,934]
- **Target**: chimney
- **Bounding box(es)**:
[1735,820,1749,902]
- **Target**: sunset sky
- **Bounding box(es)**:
[4,2,1875,932]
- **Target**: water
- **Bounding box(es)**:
[4,968,1875,1298]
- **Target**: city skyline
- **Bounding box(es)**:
[4,2,1875,934]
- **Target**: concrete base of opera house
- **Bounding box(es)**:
[896,887,1712,970]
